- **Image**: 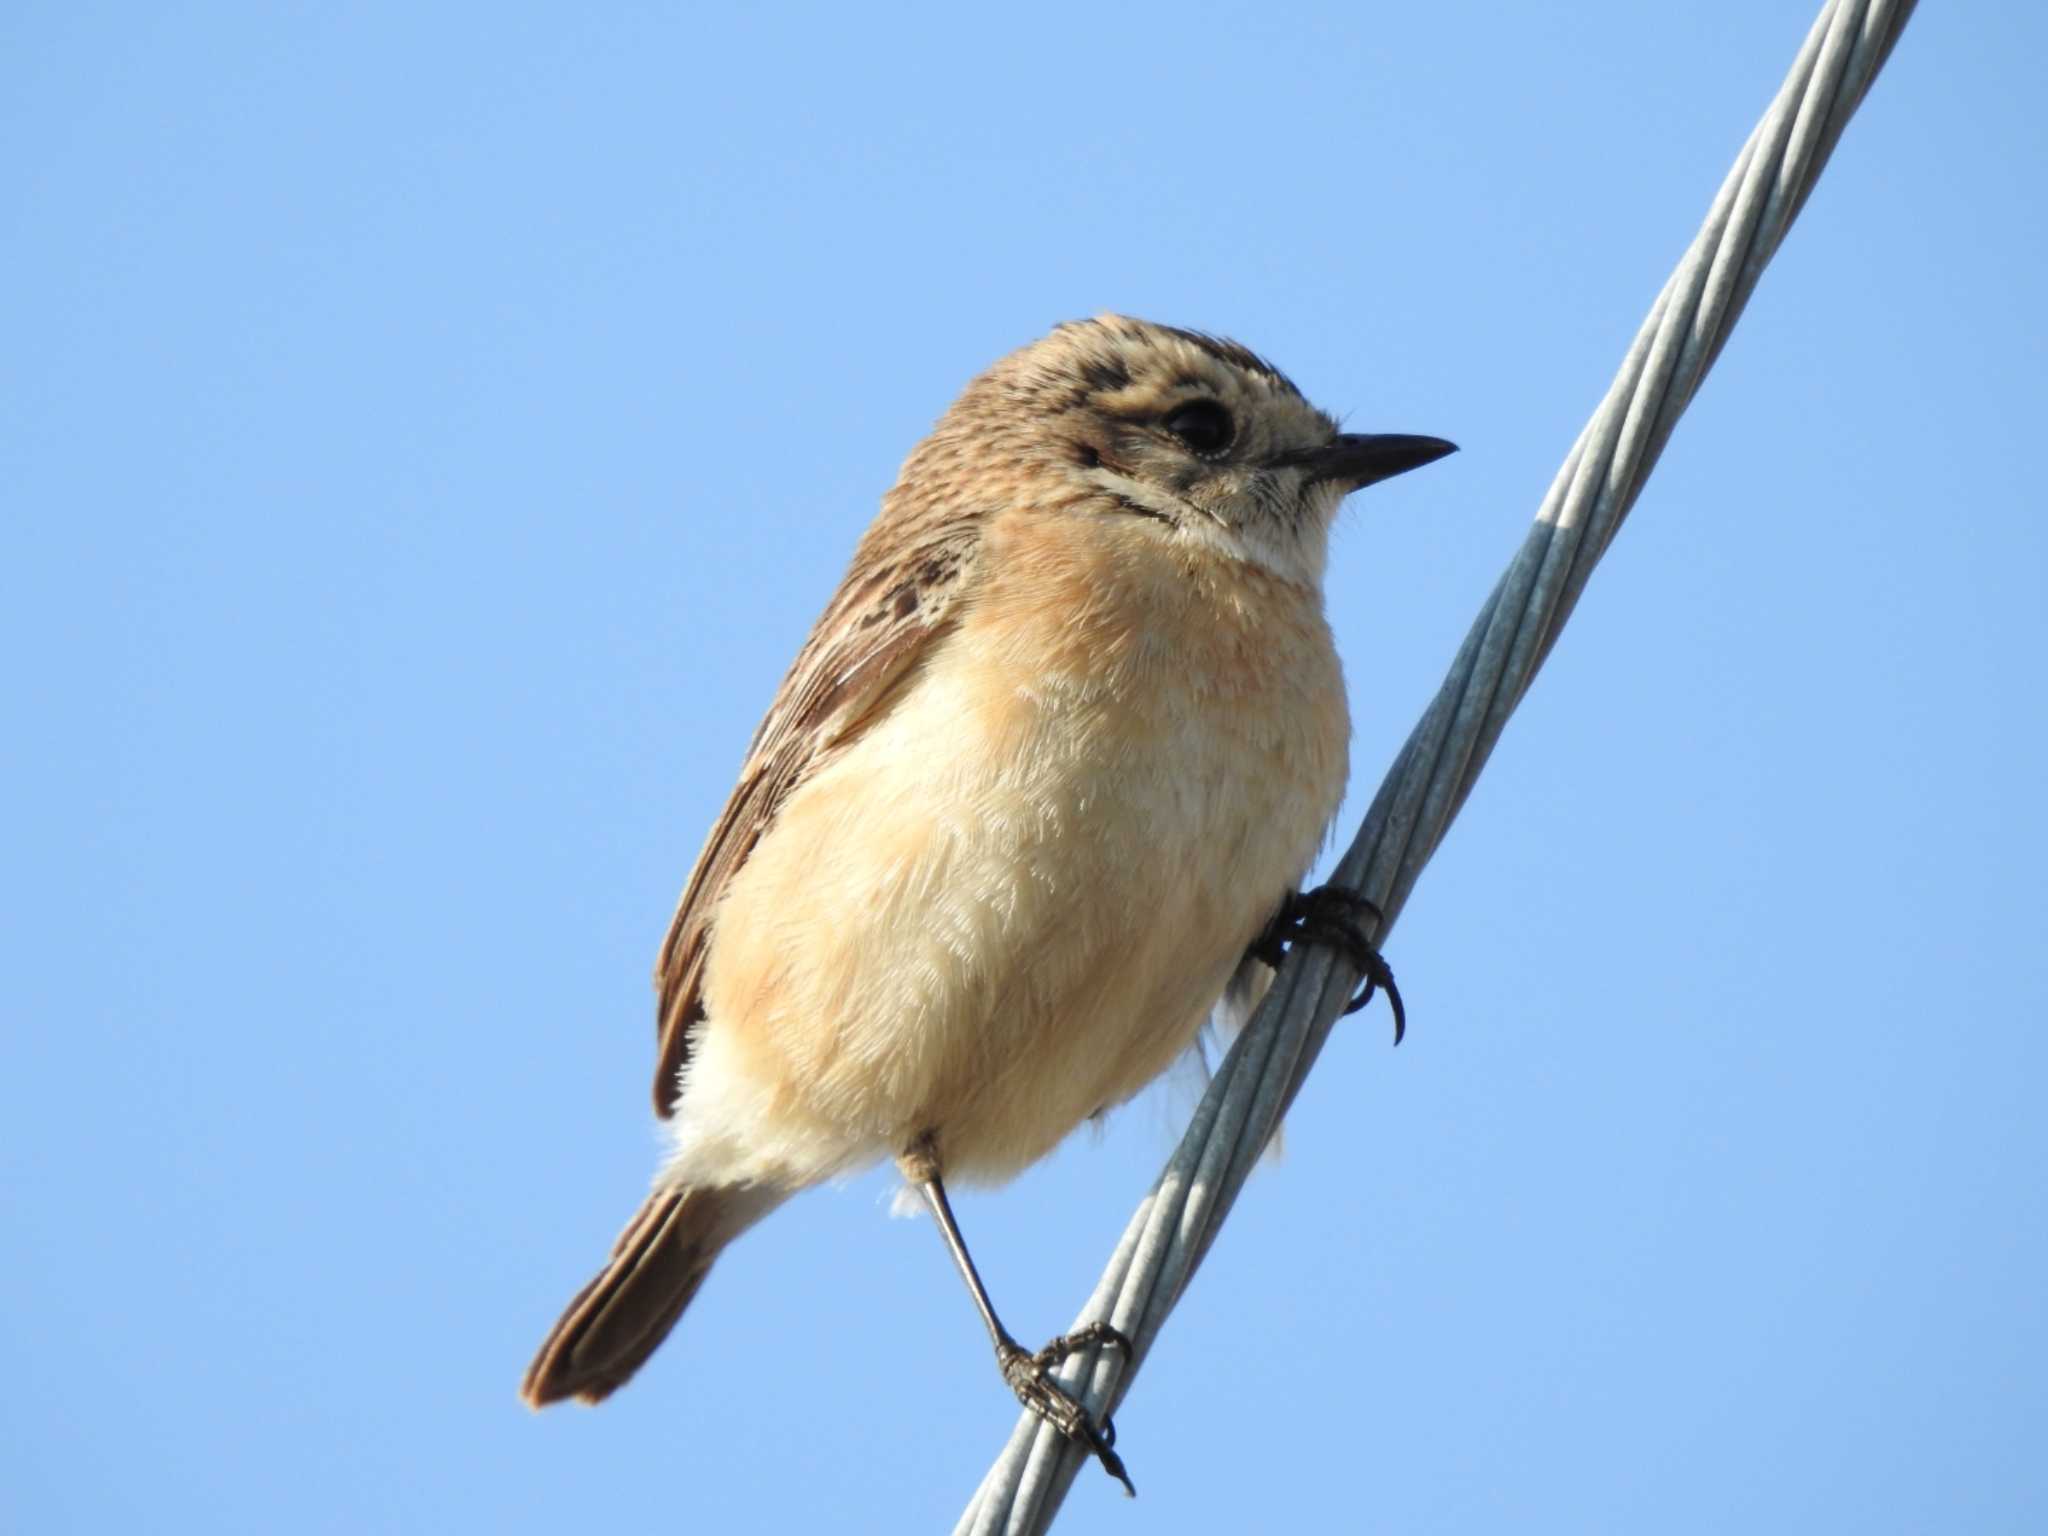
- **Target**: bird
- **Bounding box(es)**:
[521,314,1455,1492]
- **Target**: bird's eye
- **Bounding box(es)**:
[1164,400,1234,456]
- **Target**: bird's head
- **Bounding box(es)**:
[928,314,1456,587]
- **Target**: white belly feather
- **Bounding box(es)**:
[666,530,1348,1191]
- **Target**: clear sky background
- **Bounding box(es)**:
[6,3,2044,1532]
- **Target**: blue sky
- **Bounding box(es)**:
[6,3,2044,1532]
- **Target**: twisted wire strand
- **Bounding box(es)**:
[957,1,1919,1529]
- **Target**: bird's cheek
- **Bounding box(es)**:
[1304,480,1348,526]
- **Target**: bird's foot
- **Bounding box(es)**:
[997,1322,1135,1497]
[1254,884,1407,1044]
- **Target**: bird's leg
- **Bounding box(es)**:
[1252,884,1407,1044]
[899,1136,1135,1497]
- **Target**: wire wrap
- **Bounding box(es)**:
[957,1,1919,1528]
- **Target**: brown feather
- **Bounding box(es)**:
[649,517,982,1115]
[520,1184,782,1405]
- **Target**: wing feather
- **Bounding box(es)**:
[648,514,981,1116]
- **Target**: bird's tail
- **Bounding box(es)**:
[522,1182,780,1406]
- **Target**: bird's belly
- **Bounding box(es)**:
[680,593,1346,1189]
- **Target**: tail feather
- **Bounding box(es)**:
[522,1184,777,1406]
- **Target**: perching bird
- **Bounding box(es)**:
[521,315,1454,1492]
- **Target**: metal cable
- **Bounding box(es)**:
[957,1,1920,1528]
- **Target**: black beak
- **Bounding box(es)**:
[1286,433,1458,491]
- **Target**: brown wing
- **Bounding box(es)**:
[649,513,982,1116]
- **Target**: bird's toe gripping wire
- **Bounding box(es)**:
[1254,884,1407,1044]
[998,1323,1136,1497]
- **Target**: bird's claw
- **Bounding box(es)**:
[1255,884,1407,1044]
[998,1323,1136,1496]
